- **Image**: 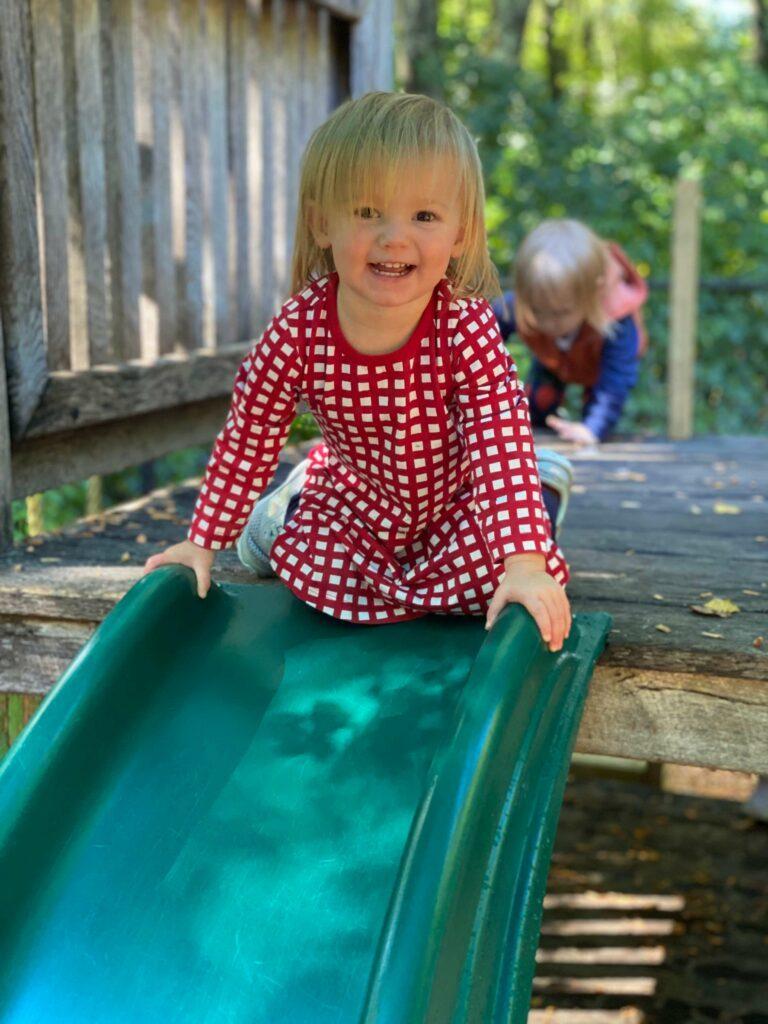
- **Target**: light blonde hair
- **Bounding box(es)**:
[514,219,611,335]
[291,91,500,300]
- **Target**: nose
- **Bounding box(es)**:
[377,216,408,248]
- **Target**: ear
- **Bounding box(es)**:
[450,223,467,260]
[308,202,331,248]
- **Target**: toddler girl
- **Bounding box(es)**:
[144,93,571,651]
[494,219,648,446]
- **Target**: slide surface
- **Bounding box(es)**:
[0,568,610,1023]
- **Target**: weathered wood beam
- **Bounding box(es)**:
[20,345,247,439]
[576,665,768,775]
[11,396,229,499]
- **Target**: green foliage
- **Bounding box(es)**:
[427,6,768,436]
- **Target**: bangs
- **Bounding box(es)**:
[310,98,471,219]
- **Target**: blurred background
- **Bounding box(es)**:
[395,0,768,437]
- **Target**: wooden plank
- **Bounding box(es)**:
[0,0,48,435]
[178,0,204,349]
[283,0,301,281]
[20,343,248,439]
[7,693,25,743]
[11,396,230,499]
[0,318,13,549]
[100,0,142,362]
[667,176,701,440]
[144,0,178,355]
[576,665,768,774]
[70,0,112,365]
[261,0,279,313]
[0,619,95,696]
[350,0,393,95]
[29,0,71,372]
[227,0,250,342]
[245,0,266,331]
[202,0,230,347]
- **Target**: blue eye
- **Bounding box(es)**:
[416,210,438,222]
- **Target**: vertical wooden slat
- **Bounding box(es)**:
[247,0,268,331]
[0,0,47,435]
[178,0,204,349]
[100,0,142,361]
[227,0,250,341]
[202,0,230,347]
[144,0,178,355]
[0,317,13,549]
[316,7,331,125]
[30,0,71,372]
[259,0,276,317]
[271,0,288,306]
[667,177,701,441]
[350,0,394,96]
[284,0,301,273]
[68,0,111,366]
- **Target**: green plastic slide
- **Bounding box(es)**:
[0,567,610,1023]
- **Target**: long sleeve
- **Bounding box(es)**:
[188,314,302,550]
[583,315,640,440]
[490,291,517,340]
[451,300,552,565]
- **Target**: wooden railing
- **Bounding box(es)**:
[0,0,393,547]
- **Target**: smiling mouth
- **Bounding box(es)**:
[369,261,415,277]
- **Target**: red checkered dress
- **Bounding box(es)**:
[188,274,568,623]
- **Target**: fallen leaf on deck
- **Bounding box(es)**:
[689,505,702,515]
[690,598,740,618]
[621,500,641,509]
[120,552,132,563]
[653,594,665,601]
[136,533,147,544]
[12,564,22,573]
[713,502,741,515]
[39,557,60,564]
[699,592,713,597]
[625,549,635,555]
[754,637,765,649]
[743,589,760,596]
[655,624,672,633]
[701,631,725,640]
[756,536,767,543]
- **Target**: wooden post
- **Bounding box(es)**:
[667,176,701,440]
[0,318,13,549]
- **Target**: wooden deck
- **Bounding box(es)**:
[0,435,766,772]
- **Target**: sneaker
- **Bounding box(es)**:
[236,458,309,577]
[536,448,574,532]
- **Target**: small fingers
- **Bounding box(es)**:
[527,597,553,648]
[196,566,211,600]
[485,590,506,631]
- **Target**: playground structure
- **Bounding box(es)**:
[0,0,766,1018]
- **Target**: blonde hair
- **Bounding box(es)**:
[291,91,500,300]
[514,219,611,334]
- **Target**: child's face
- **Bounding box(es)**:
[310,160,465,313]
[529,296,584,338]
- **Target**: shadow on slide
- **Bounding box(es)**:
[0,567,610,1024]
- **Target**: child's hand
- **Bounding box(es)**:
[485,553,571,652]
[143,540,216,599]
[545,415,598,448]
